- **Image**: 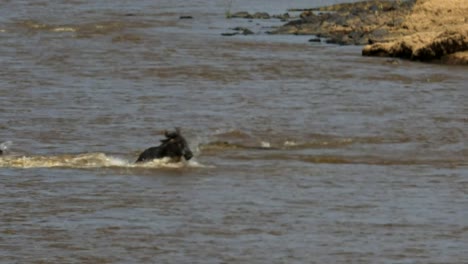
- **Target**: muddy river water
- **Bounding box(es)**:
[0,0,467,263]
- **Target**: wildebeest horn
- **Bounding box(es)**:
[164,128,180,139]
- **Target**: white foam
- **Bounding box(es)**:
[284,140,298,147]
[100,155,131,167]
[187,160,215,168]
[51,27,76,32]
[0,141,13,151]
[133,157,213,169]
[134,157,186,168]
[261,141,271,148]
[0,152,212,170]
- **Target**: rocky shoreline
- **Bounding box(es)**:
[272,0,415,46]
[361,0,468,64]
[226,0,467,65]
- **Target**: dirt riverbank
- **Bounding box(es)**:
[362,0,468,64]
[269,0,468,64]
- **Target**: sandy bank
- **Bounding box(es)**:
[362,0,468,64]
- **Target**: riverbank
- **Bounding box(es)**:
[272,0,415,45]
[362,0,468,64]
[270,0,467,65]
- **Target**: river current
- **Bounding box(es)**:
[0,0,467,263]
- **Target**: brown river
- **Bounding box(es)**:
[0,0,467,263]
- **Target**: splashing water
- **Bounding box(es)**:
[0,152,210,169]
[0,141,13,152]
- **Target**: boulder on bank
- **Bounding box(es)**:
[229,11,271,19]
[442,51,468,65]
[362,27,468,63]
[362,0,468,64]
[252,12,270,19]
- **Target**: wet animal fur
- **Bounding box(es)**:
[135,129,193,163]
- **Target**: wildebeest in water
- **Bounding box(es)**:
[135,128,193,163]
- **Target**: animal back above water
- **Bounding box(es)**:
[135,129,193,163]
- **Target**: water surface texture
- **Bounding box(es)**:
[0,0,467,263]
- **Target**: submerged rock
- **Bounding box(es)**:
[252,12,270,19]
[230,11,253,19]
[272,13,290,21]
[221,27,254,36]
[235,27,254,35]
[221,32,238,36]
[308,37,321,43]
[386,58,401,65]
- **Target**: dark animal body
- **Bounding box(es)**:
[136,129,193,163]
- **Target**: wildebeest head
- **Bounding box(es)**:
[161,128,193,161]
